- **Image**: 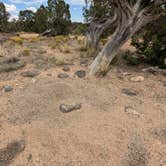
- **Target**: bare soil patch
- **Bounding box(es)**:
[0,35,165,166]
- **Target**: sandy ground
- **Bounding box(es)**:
[0,35,166,166]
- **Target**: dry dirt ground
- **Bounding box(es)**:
[0,34,166,166]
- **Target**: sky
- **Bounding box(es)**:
[1,0,85,22]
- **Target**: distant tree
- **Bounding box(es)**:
[47,0,71,35]
[18,10,35,32]
[34,5,49,33]
[7,18,19,32]
[72,22,87,35]
[0,2,9,32]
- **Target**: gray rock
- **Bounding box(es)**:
[21,70,40,77]
[130,76,144,82]
[58,73,69,79]
[59,103,82,113]
[4,86,13,92]
[122,88,137,96]
[0,140,25,166]
[62,66,70,72]
[75,70,86,78]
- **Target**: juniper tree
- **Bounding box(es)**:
[86,0,166,75]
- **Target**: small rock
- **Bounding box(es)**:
[3,86,13,92]
[122,88,137,96]
[21,70,40,77]
[59,103,82,113]
[130,76,144,82]
[58,73,69,78]
[62,66,70,72]
[47,73,52,76]
[122,72,131,76]
[32,78,36,84]
[125,106,140,117]
[75,70,86,78]
[80,59,88,67]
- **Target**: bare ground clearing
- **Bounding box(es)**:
[0,34,165,166]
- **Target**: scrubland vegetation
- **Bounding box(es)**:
[0,1,165,166]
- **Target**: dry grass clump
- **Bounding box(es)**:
[0,41,26,72]
[10,37,23,45]
[62,45,71,53]
[29,36,40,43]
[152,124,166,144]
[101,38,108,45]
[22,48,30,56]
[0,42,22,57]
[122,134,149,166]
[19,33,39,39]
[54,56,65,65]
[33,54,65,68]
[97,65,110,77]
[55,35,69,44]
[0,56,25,72]
[77,35,86,45]
[36,48,47,54]
[79,45,88,52]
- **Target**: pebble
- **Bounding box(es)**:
[130,76,144,82]
[124,106,140,117]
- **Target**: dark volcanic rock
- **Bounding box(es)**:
[62,66,70,72]
[0,140,25,166]
[75,70,86,78]
[4,86,13,92]
[21,70,40,77]
[122,89,137,96]
[58,73,69,78]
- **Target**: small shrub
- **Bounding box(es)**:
[131,16,166,69]
[37,49,47,54]
[10,37,23,45]
[63,45,71,53]
[55,35,68,44]
[0,57,26,72]
[22,49,30,56]
[87,47,96,57]
[79,45,88,52]
[80,52,86,58]
[55,56,65,65]
[101,38,108,45]
[123,51,141,66]
[77,38,86,45]
[50,44,57,50]
[29,37,40,43]
[97,65,110,76]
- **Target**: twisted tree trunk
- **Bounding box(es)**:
[89,0,166,75]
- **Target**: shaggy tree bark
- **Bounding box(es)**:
[89,0,166,75]
[86,16,117,49]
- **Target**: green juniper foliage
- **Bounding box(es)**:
[131,16,166,69]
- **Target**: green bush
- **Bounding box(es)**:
[123,51,141,66]
[131,16,166,69]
